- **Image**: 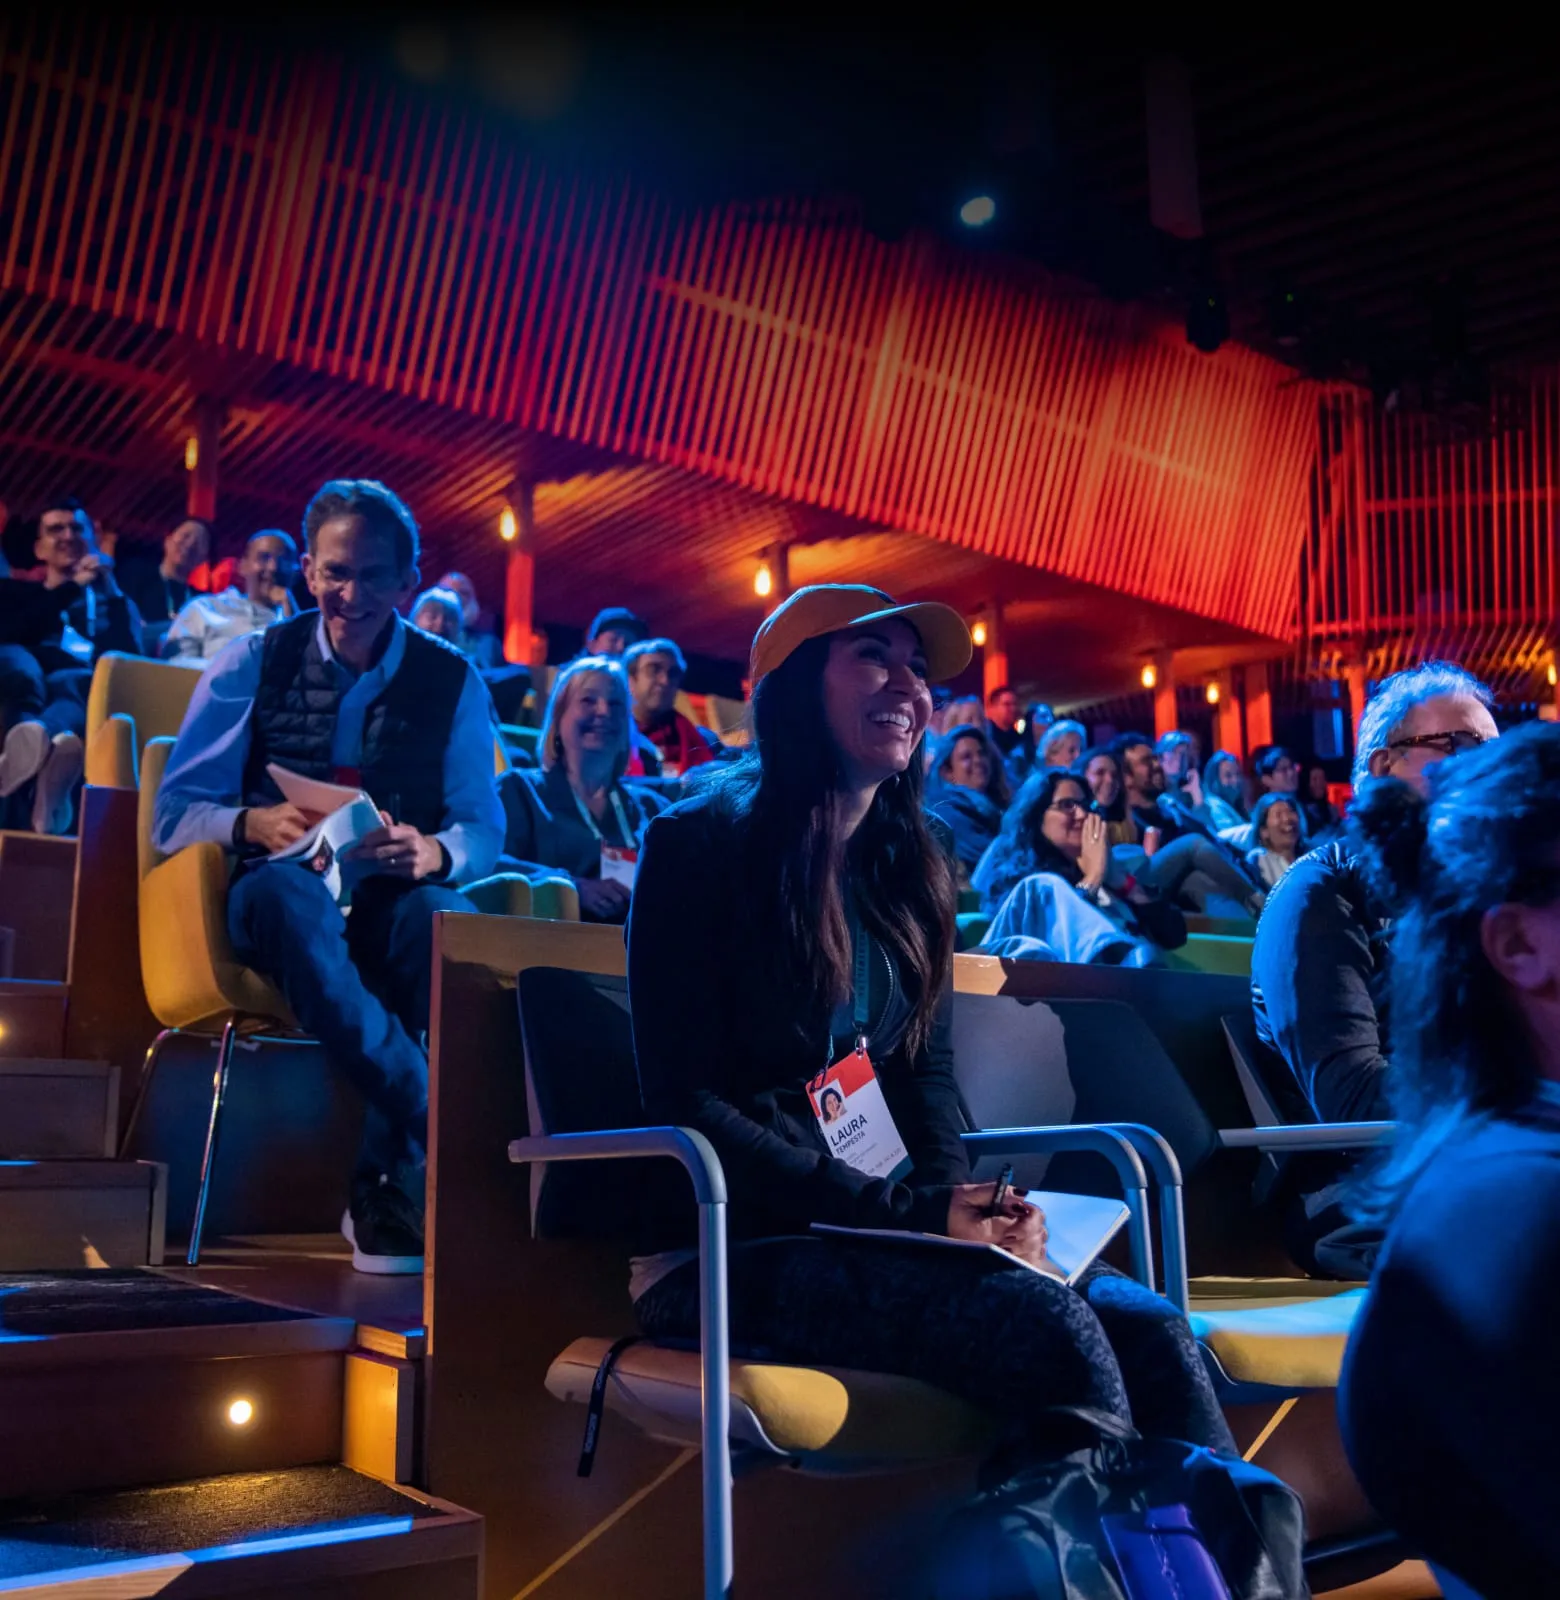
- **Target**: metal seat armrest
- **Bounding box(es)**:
[508,1127,730,1600]
[961,1124,1161,1299]
[1217,1122,1395,1153]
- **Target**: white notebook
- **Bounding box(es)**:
[811,1190,1130,1286]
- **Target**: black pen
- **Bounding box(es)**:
[988,1163,1015,1219]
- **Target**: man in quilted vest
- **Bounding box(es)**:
[153,480,504,1274]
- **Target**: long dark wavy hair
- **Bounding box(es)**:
[1073,744,1126,823]
[1347,722,1560,1225]
[698,633,955,1059]
[976,766,1089,908]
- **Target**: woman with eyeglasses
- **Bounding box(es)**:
[973,767,1187,965]
[1341,721,1560,1597]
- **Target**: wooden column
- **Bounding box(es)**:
[1213,673,1243,760]
[767,542,792,604]
[185,398,223,524]
[1244,661,1274,751]
[1152,653,1177,738]
[981,606,1010,704]
[1344,660,1370,738]
[503,482,536,666]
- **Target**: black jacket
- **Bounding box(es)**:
[1341,1095,1560,1596]
[1251,840,1392,1127]
[627,790,971,1249]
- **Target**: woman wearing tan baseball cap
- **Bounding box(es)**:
[616,583,1234,1465]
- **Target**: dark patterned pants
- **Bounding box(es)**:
[636,1235,1234,1454]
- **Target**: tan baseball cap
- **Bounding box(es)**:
[750,583,973,685]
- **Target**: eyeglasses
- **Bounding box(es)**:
[1046,797,1090,817]
[1388,730,1489,759]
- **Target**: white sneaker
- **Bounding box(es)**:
[32,732,84,836]
[0,721,50,799]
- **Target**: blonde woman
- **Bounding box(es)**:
[497,654,665,922]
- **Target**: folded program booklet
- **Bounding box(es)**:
[264,762,383,908]
[811,1190,1130,1286]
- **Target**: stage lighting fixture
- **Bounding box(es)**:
[1186,287,1228,354]
[498,505,518,542]
[1140,664,1157,690]
[226,1398,255,1427]
[971,619,988,648]
[754,562,773,599]
[184,436,199,472]
[1205,682,1221,705]
[959,195,997,229]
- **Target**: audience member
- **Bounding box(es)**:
[117,515,210,651]
[627,583,1232,1457]
[436,570,503,668]
[1111,732,1264,917]
[1251,661,1497,1277]
[1246,792,1305,889]
[409,587,464,643]
[1037,717,1085,770]
[1340,722,1560,1596]
[1156,730,1200,794]
[924,721,1011,887]
[497,654,665,923]
[1302,764,1342,839]
[623,637,715,780]
[939,693,983,737]
[1202,748,1249,830]
[584,605,648,658]
[1074,744,1142,849]
[153,479,503,1275]
[1026,702,1056,737]
[976,767,1187,963]
[983,681,1028,780]
[1254,745,1301,800]
[162,531,298,665]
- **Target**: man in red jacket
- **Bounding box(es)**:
[623,637,716,780]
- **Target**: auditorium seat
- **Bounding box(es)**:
[85,652,200,788]
[131,736,541,1263]
[1164,933,1254,978]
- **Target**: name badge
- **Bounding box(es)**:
[808,1047,912,1180]
[600,844,639,889]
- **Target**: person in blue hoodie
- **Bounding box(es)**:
[924,720,1010,889]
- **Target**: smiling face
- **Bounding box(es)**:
[1120,741,1163,802]
[163,518,210,579]
[1215,758,1241,793]
[630,649,682,717]
[303,514,418,666]
[1371,694,1501,796]
[1261,798,1302,853]
[1040,777,1090,862]
[1085,753,1121,808]
[943,733,991,792]
[240,535,295,606]
[988,690,1019,732]
[559,669,629,768]
[34,505,90,576]
[1044,730,1082,768]
[822,619,932,790]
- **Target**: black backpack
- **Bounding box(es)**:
[930,1410,1308,1600]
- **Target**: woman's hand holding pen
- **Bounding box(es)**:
[945,1182,1050,1269]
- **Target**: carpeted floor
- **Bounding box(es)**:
[0,1269,313,1337]
[0,1466,437,1578]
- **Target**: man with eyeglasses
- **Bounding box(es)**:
[153,479,504,1275]
[1252,661,1498,1277]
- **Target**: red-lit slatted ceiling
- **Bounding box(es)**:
[0,20,1319,645]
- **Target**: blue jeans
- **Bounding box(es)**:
[227,864,470,1193]
[980,873,1161,967]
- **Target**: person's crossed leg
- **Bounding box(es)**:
[227,862,470,1273]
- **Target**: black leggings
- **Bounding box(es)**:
[636,1236,1233,1455]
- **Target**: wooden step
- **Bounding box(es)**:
[0,981,67,1061]
[0,1160,164,1270]
[0,829,74,982]
[0,1465,481,1598]
[0,1061,117,1159]
[0,1270,358,1499]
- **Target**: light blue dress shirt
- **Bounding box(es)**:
[153,614,504,885]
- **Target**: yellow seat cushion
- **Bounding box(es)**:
[86,653,201,787]
[547,1337,999,1470]
[1190,1288,1367,1390]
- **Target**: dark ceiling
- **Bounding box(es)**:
[341,17,1560,388]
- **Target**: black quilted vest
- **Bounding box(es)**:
[241,611,468,836]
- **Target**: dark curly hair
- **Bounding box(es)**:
[1347,721,1560,1224]
[975,766,1091,911]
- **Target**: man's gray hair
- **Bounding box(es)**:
[1352,661,1494,788]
